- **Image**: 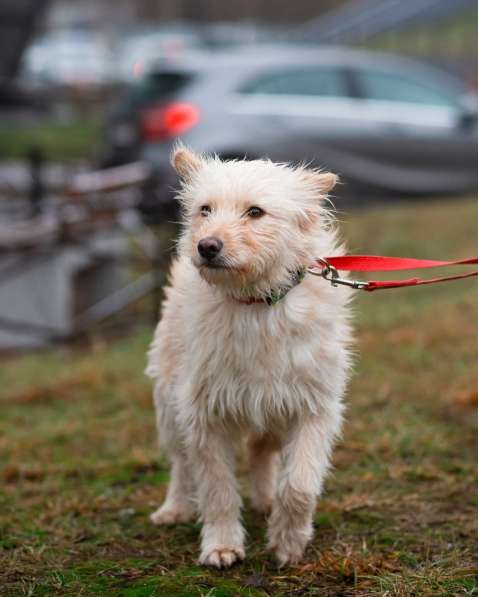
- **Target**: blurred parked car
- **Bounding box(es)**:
[21,30,114,87]
[101,45,478,218]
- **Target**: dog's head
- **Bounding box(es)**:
[173,146,338,296]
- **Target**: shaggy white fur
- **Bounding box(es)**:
[146,147,353,567]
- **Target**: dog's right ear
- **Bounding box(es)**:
[171,146,202,181]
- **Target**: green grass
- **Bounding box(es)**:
[0,119,102,161]
[1,196,478,596]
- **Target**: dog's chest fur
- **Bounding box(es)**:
[147,259,351,432]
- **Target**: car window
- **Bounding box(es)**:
[240,67,348,98]
[355,69,459,107]
[128,72,192,107]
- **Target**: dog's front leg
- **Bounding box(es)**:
[191,428,245,568]
[267,410,342,566]
[150,455,196,525]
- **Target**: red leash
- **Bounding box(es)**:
[310,256,478,292]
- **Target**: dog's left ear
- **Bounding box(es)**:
[171,146,203,181]
[302,170,338,194]
[299,169,338,230]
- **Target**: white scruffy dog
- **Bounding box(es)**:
[146,147,353,567]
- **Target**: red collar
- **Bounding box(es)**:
[233,268,307,306]
[235,296,269,305]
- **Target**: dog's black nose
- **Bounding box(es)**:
[198,236,223,261]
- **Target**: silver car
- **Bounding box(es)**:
[110,44,478,215]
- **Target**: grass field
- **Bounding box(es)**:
[1,196,478,596]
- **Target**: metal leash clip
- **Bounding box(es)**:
[307,257,369,290]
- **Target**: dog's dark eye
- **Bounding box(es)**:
[200,205,211,217]
[246,206,265,218]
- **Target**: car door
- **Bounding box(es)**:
[338,65,478,194]
[230,64,365,165]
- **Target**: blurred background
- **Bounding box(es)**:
[1,0,478,350]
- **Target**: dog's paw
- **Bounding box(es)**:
[268,540,305,567]
[199,546,245,568]
[150,504,195,525]
[267,525,310,566]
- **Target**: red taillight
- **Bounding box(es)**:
[141,102,200,141]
